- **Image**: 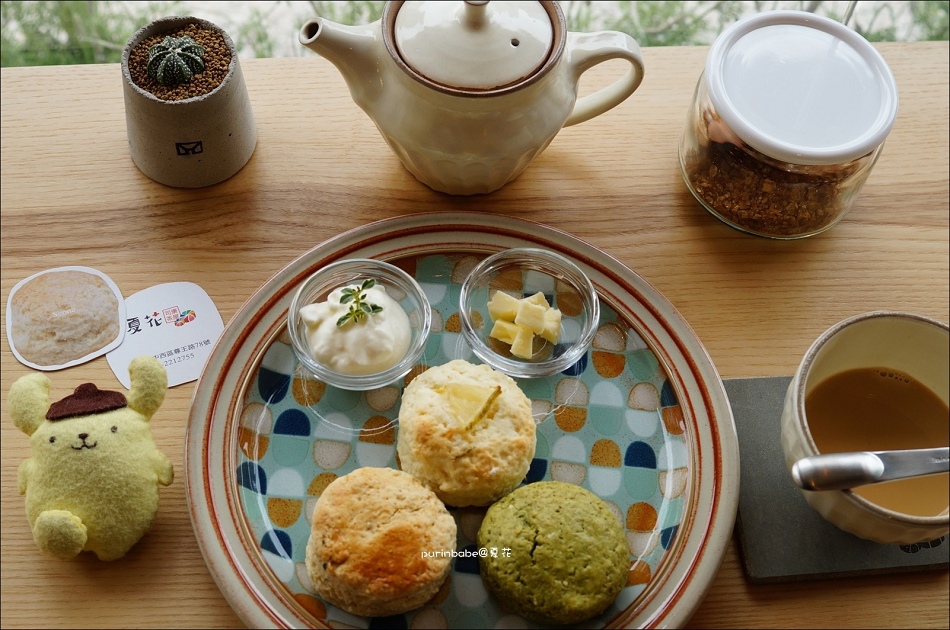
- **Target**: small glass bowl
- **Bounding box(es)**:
[459,248,600,379]
[288,259,432,390]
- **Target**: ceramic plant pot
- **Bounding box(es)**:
[121,16,256,188]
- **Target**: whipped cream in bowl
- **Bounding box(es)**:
[289,259,431,390]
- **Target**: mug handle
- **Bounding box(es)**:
[563,30,645,128]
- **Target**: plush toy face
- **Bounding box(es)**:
[29,408,156,471]
[9,356,174,561]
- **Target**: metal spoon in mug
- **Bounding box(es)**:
[792,446,950,491]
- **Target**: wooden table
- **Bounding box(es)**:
[2,41,947,629]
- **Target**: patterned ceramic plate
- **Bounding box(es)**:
[185,212,739,628]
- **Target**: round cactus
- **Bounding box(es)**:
[146,35,206,86]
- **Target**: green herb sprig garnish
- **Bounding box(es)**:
[336,279,383,327]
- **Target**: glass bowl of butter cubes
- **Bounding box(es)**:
[459,248,600,379]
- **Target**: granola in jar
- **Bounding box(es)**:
[678,11,898,239]
[681,108,875,238]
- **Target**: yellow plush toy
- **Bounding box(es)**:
[9,355,173,561]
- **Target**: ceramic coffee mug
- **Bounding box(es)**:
[781,311,949,544]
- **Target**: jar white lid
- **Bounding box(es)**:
[394,1,553,90]
[704,10,898,165]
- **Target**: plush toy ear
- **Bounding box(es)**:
[126,356,167,420]
[9,373,51,436]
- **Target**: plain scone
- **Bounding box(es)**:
[10,269,120,366]
[396,359,536,507]
[305,467,456,617]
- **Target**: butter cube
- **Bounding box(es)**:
[540,308,562,344]
[510,326,535,359]
[489,319,521,345]
[524,291,550,307]
[487,291,520,321]
[514,299,546,334]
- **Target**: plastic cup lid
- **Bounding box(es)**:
[704,10,899,165]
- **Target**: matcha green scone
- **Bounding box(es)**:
[477,481,629,625]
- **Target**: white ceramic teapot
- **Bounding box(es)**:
[299,1,645,195]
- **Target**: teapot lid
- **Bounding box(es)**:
[393,1,554,91]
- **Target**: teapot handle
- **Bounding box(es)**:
[563,31,645,128]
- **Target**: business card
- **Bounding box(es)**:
[107,282,224,388]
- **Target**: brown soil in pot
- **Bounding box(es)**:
[128,23,231,101]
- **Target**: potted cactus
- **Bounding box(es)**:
[121,16,256,188]
[146,34,207,86]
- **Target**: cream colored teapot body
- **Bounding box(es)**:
[299,1,645,195]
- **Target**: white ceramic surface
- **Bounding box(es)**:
[298,1,644,195]
[121,16,257,188]
[394,1,553,89]
[184,212,739,628]
[781,311,950,544]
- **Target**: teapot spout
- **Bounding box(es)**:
[299,18,381,102]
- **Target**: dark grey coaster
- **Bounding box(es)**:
[724,376,949,583]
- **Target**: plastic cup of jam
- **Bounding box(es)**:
[679,11,898,239]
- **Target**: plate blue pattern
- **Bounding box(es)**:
[185,213,738,629]
[235,252,689,628]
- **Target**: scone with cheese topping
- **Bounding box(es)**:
[305,467,456,617]
[396,359,535,507]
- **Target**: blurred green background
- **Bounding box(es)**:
[2,0,948,67]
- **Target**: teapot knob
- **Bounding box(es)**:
[464,0,489,28]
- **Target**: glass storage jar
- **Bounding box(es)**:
[680,11,898,239]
